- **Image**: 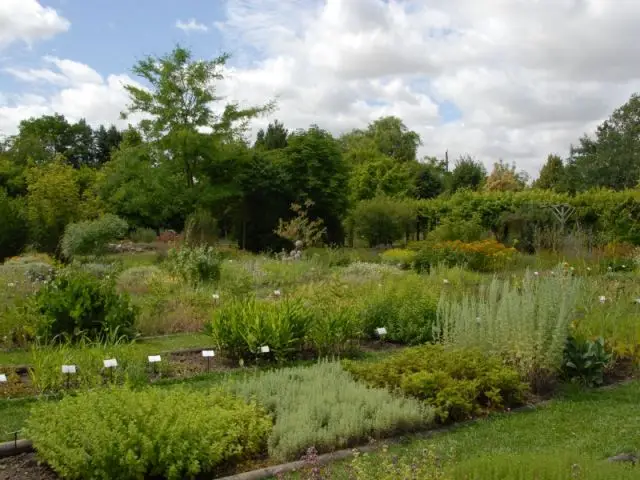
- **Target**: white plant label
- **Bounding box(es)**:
[202,350,215,358]
[375,327,388,336]
[260,345,270,353]
[103,359,118,368]
[61,365,77,374]
[0,374,7,383]
[148,355,161,363]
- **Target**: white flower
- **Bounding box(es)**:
[7,283,14,287]
[608,266,612,271]
[212,293,220,301]
[533,271,539,276]
[443,279,450,285]
[599,296,606,304]
[273,289,281,297]
[622,265,626,269]
[587,267,591,272]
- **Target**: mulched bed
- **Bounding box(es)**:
[0,453,57,480]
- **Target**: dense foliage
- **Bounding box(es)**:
[0,45,638,258]
[343,345,527,423]
[228,361,433,461]
[60,214,128,259]
[26,387,271,480]
[33,268,137,342]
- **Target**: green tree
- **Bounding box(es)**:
[414,157,448,199]
[121,45,273,189]
[255,119,288,150]
[450,156,486,192]
[283,126,350,244]
[569,93,640,190]
[349,157,415,202]
[534,154,566,191]
[25,158,81,252]
[0,189,28,260]
[365,116,421,162]
[93,125,123,165]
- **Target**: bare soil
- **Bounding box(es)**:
[0,454,57,480]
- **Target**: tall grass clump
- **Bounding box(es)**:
[227,361,433,461]
[359,274,439,344]
[165,245,222,285]
[206,298,312,362]
[437,270,582,389]
[26,387,271,480]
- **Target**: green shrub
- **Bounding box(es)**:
[206,297,312,362]
[413,239,517,273]
[26,387,271,480]
[348,446,448,480]
[129,227,156,243]
[562,336,612,387]
[60,214,128,259]
[33,268,137,343]
[228,361,433,461]
[359,275,439,344]
[343,345,527,423]
[351,196,415,247]
[166,245,221,285]
[308,304,362,356]
[379,248,416,269]
[438,271,581,388]
[427,216,487,243]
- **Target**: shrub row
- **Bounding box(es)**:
[228,361,433,461]
[343,345,528,423]
[26,387,271,480]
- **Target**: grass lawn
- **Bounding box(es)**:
[285,380,640,479]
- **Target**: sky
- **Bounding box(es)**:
[1,0,640,176]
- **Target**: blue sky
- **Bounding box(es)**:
[1,0,638,175]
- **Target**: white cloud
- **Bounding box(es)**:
[0,57,143,135]
[175,18,209,33]
[213,0,640,175]
[2,0,640,177]
[0,0,70,49]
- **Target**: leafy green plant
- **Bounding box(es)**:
[563,336,612,387]
[343,345,527,423]
[26,387,272,480]
[165,244,221,285]
[60,213,128,259]
[184,209,218,247]
[206,297,312,362]
[308,305,362,356]
[349,446,449,480]
[359,275,439,344]
[413,239,517,273]
[228,361,432,461]
[33,268,137,343]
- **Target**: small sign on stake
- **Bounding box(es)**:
[103,358,118,368]
[61,365,77,374]
[260,345,270,354]
[375,327,387,337]
[148,355,161,363]
[0,374,7,383]
[202,350,215,372]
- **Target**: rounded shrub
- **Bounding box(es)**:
[60,214,128,259]
[166,245,222,285]
[34,268,137,342]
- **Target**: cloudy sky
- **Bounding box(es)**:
[1,0,639,176]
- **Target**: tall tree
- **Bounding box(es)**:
[450,156,486,192]
[93,125,123,165]
[534,154,566,191]
[255,119,288,150]
[414,157,448,199]
[569,93,640,190]
[365,116,421,162]
[121,45,273,189]
[283,126,350,244]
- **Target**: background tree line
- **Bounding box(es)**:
[1,45,639,260]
